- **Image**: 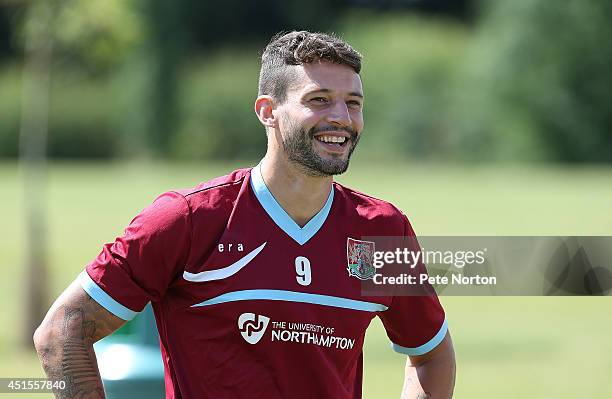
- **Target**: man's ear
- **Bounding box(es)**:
[254,95,277,129]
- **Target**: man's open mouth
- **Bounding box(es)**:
[314,135,348,147]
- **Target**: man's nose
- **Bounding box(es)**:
[326,101,351,127]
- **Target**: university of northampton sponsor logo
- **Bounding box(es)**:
[346,237,376,280]
[238,313,270,344]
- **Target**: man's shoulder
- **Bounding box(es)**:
[333,181,406,222]
[140,167,251,225]
[171,167,251,209]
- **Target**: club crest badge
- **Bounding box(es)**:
[346,237,376,280]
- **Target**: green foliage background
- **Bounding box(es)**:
[1,0,611,162]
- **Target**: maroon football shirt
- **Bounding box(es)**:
[82,165,447,398]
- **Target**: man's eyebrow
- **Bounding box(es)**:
[304,88,364,98]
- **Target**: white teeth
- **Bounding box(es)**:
[317,135,346,143]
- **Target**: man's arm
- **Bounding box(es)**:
[33,277,127,398]
[401,331,456,399]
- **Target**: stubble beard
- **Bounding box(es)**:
[281,120,361,177]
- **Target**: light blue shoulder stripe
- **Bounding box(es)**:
[191,289,388,312]
[391,318,448,356]
[78,271,138,321]
[250,163,334,246]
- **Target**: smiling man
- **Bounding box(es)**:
[34,31,455,399]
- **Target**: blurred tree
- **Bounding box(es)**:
[2,0,144,160]
[113,0,184,158]
[410,0,475,20]
[342,14,468,161]
[179,0,344,51]
[0,5,15,60]
[347,0,476,22]
[454,0,612,162]
[1,0,481,160]
[172,50,265,160]
[11,0,611,163]
[19,0,56,348]
[24,0,142,73]
[141,0,183,157]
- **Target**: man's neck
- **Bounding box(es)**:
[259,155,333,228]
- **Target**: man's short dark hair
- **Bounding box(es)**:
[258,31,362,104]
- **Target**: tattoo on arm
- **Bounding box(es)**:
[57,307,105,398]
[36,283,126,399]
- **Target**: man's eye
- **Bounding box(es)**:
[311,97,328,103]
[347,101,362,108]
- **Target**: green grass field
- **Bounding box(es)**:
[1,161,611,398]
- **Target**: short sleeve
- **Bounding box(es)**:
[378,214,447,356]
[80,191,192,320]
